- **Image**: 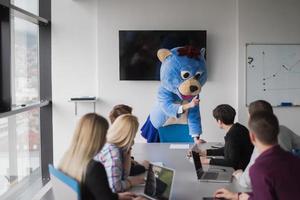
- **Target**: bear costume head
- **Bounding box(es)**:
[157,46,207,100]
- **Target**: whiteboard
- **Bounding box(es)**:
[246,44,300,106]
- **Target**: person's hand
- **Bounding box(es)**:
[232,169,243,179]
[141,160,150,170]
[182,96,200,112]
[214,188,239,200]
[187,145,206,158]
[199,149,207,156]
[188,96,200,109]
[194,137,201,144]
[200,156,210,165]
[193,136,206,144]
[200,138,207,143]
[189,148,207,156]
[118,192,137,200]
[239,193,250,200]
[128,175,145,186]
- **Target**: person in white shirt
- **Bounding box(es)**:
[234,100,300,189]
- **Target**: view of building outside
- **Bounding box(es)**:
[13,17,39,105]
[0,110,40,196]
[0,1,41,196]
[15,109,41,178]
[12,0,38,15]
[0,118,9,195]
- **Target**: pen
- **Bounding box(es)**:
[280,102,293,107]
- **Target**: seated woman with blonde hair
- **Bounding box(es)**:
[95,114,145,192]
[59,113,136,199]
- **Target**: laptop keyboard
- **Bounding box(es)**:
[202,172,218,180]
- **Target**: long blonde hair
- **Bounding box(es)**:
[59,113,109,182]
[106,114,139,152]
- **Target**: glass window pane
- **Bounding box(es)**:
[0,118,9,196]
[0,109,41,197]
[12,17,39,105]
[16,109,41,180]
[11,0,39,15]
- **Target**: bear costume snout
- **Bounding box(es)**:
[178,77,201,97]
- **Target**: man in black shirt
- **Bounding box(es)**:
[199,104,253,170]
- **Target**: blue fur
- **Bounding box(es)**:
[141,47,207,142]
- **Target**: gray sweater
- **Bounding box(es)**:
[278,125,300,151]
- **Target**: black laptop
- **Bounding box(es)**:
[191,150,232,183]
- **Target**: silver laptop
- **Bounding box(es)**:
[191,150,232,183]
[139,163,175,200]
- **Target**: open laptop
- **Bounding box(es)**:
[138,163,175,200]
[191,150,232,183]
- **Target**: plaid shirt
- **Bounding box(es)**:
[94,143,130,192]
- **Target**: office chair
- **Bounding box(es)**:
[48,164,80,200]
[158,124,194,143]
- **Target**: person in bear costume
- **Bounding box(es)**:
[141,46,207,144]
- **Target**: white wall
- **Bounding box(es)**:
[52,0,238,163]
[52,0,98,164]
[97,0,238,143]
[238,0,300,134]
[52,0,300,164]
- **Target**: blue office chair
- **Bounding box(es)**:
[158,124,194,143]
[48,164,80,200]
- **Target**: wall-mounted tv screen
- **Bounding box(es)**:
[119,30,207,81]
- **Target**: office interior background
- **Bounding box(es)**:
[0,0,300,199]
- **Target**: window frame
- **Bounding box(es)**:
[0,0,52,191]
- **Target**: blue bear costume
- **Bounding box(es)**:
[141,46,207,142]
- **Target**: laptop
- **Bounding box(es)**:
[138,163,175,200]
[191,150,232,183]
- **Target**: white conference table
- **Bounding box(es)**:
[130,143,250,200]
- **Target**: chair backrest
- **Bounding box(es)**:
[48,164,80,200]
[158,124,193,143]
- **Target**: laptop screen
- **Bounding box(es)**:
[192,151,204,179]
[144,164,174,200]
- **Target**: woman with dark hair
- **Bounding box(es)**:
[109,104,149,176]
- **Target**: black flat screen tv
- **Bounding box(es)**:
[119,30,206,80]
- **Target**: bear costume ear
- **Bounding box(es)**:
[157,49,172,62]
[200,48,206,58]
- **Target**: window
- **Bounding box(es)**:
[0,109,40,196]
[0,118,9,196]
[11,0,39,15]
[0,0,51,199]
[12,17,40,105]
